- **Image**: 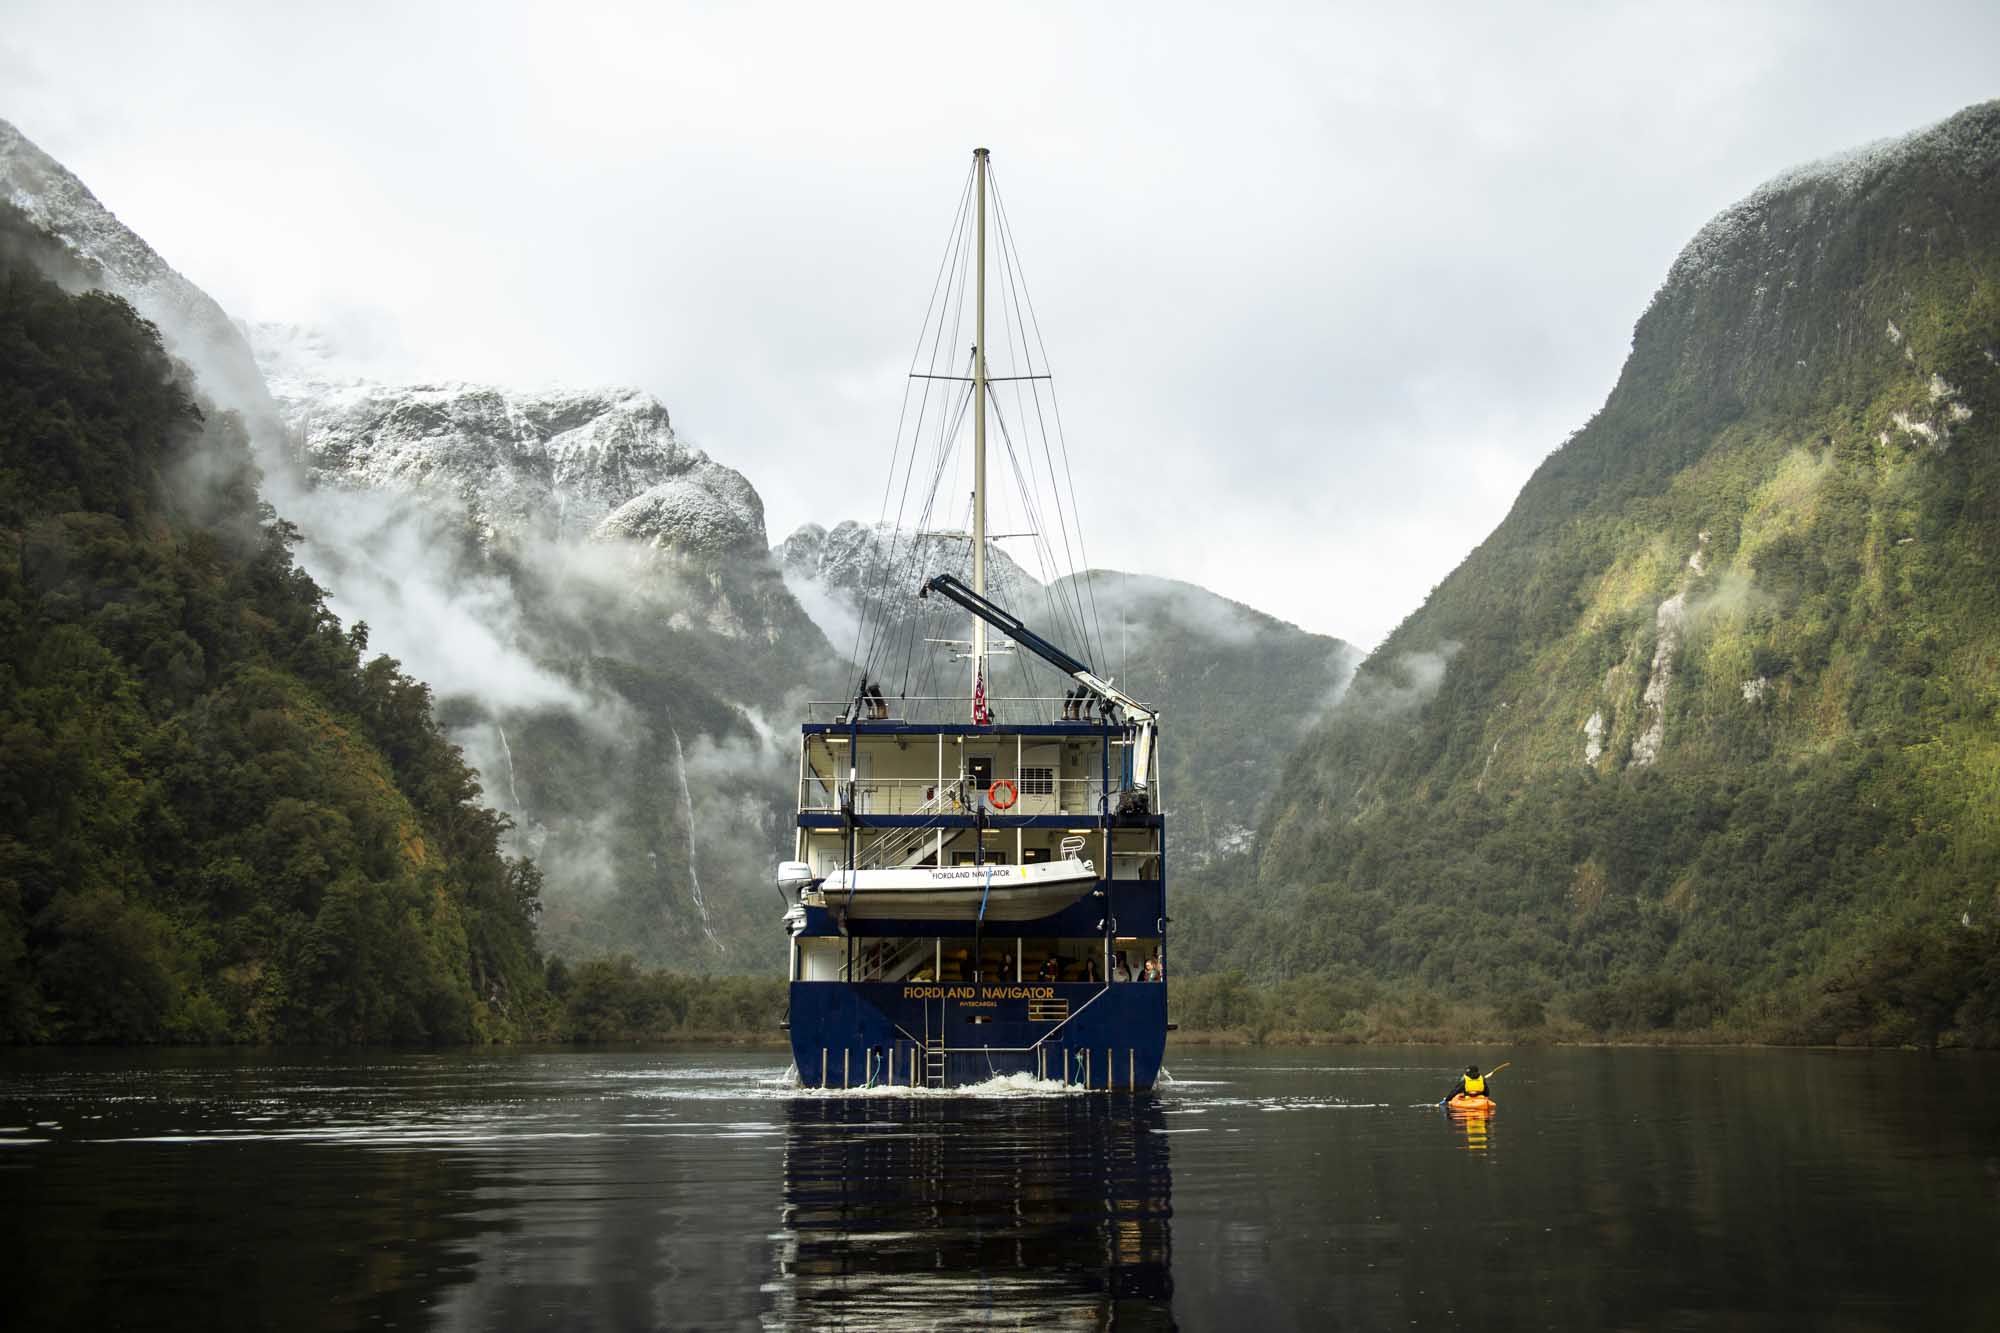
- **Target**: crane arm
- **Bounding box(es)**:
[920,573,1158,793]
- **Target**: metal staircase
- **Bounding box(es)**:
[855,779,966,869]
[841,937,932,983]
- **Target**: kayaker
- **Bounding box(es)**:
[1446,1065,1487,1101]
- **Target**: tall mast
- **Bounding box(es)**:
[970,146,989,717]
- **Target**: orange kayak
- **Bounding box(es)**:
[1446,1094,1497,1114]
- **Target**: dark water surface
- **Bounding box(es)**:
[2,1045,1995,1329]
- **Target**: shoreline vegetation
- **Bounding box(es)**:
[11,956,1990,1053]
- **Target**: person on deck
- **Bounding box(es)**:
[1445,1065,1488,1101]
[1112,951,1132,983]
[1039,955,1061,983]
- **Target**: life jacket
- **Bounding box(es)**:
[1461,1075,1486,1095]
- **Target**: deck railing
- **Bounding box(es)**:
[799,776,1111,817]
[803,695,1139,726]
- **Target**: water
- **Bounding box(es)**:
[2,1046,1995,1329]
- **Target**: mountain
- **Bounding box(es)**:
[1233,101,2000,1046]
[0,202,545,1042]
[245,326,840,969]
[0,117,834,972]
[776,522,1358,864]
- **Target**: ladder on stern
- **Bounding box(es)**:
[923,1035,947,1089]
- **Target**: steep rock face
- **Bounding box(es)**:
[246,326,833,966]
[776,523,1355,862]
[0,117,275,424]
[1243,101,2000,1031]
[251,323,766,555]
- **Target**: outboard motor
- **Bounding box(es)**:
[777,861,814,898]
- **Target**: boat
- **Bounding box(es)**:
[779,148,1170,1091]
[784,848,1098,922]
[1446,1094,1497,1114]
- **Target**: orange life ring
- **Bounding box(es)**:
[989,778,1019,810]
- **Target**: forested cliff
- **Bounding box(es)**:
[0,207,546,1041]
[1181,102,2000,1046]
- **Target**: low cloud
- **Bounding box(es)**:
[287,485,593,715]
[1340,642,1462,719]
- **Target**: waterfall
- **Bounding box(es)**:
[670,724,723,951]
[496,723,524,811]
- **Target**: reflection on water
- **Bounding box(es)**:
[772,1090,1173,1328]
[1452,1105,1493,1154]
[6,1047,2000,1329]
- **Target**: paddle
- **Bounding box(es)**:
[1440,1061,1512,1106]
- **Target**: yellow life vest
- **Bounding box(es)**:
[1462,1075,1486,1095]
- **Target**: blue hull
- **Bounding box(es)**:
[788,980,1168,1091]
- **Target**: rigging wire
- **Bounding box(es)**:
[892,372,976,696]
[848,163,975,696]
[860,176,978,690]
[840,154,1116,718]
[989,164,1107,668]
[991,195,1092,664]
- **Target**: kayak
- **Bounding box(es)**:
[1446,1094,1497,1114]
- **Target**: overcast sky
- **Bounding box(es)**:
[6,2,1997,649]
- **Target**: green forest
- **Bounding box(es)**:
[0,207,789,1045]
[0,210,541,1041]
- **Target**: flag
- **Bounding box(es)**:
[973,666,989,725]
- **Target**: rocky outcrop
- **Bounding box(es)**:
[250,323,765,556]
[776,519,1041,625]
[596,469,768,558]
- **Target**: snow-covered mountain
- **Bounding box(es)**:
[776,519,1043,652]
[250,323,767,558]
[239,324,836,963]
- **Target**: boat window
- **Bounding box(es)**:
[1019,765,1055,795]
[965,755,994,791]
